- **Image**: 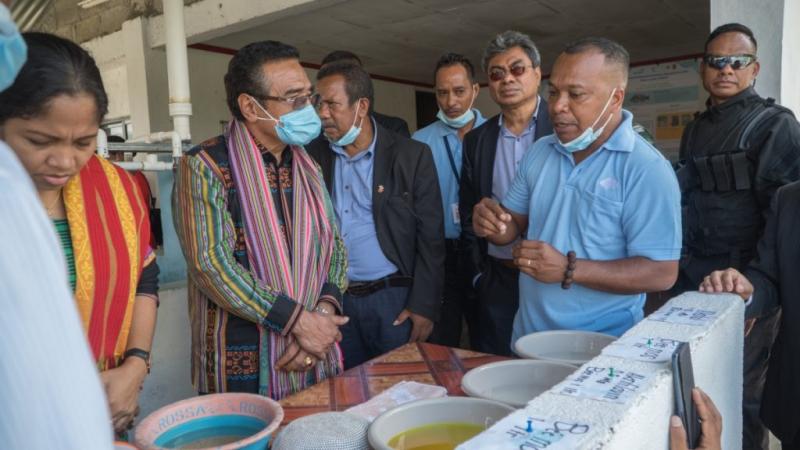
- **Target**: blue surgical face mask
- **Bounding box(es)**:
[558,88,617,153]
[249,95,321,146]
[328,100,364,147]
[437,90,476,129]
[0,3,27,92]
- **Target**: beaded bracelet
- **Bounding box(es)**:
[561,251,577,290]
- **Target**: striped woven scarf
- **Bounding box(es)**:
[64,155,154,370]
[227,119,343,399]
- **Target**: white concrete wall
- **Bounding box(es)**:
[137,284,194,422]
[711,0,785,103]
[463,292,744,450]
[780,0,800,114]
[102,63,130,121]
[186,48,234,142]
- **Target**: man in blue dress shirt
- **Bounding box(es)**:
[307,62,445,369]
[412,53,486,348]
[472,37,681,342]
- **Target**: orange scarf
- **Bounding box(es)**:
[63,155,154,370]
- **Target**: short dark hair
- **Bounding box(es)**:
[0,32,108,125]
[705,23,757,53]
[563,36,630,82]
[317,61,374,108]
[482,30,541,72]
[321,50,362,67]
[224,40,299,121]
[434,53,477,84]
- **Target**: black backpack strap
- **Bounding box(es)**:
[737,98,792,152]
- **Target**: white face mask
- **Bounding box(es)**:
[557,88,617,153]
[326,100,364,147]
[436,88,477,129]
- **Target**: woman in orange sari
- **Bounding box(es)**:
[0,32,159,433]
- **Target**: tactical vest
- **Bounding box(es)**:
[677,97,788,263]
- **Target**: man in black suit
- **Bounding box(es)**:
[700,180,800,449]
[306,62,445,369]
[460,30,553,355]
[319,50,411,137]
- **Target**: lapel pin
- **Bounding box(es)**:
[377,185,385,193]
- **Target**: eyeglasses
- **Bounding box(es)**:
[488,64,533,82]
[261,92,321,110]
[703,54,757,70]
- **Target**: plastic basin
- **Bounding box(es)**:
[461,359,578,408]
[367,397,514,450]
[514,330,617,366]
[133,393,283,450]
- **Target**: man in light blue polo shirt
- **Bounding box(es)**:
[413,53,485,348]
[472,37,681,342]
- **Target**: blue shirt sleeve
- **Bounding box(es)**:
[622,158,682,260]
[501,147,534,215]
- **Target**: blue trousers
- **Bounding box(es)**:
[340,287,411,369]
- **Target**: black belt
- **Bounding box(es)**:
[346,273,413,297]
[445,238,460,252]
[489,256,517,269]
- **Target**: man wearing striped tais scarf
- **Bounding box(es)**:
[173,40,349,399]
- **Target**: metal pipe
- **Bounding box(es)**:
[129,131,178,144]
[114,161,175,172]
[96,129,109,158]
[106,143,191,153]
[163,0,192,142]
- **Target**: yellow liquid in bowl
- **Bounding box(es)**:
[387,422,484,450]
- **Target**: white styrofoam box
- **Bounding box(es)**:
[460,292,744,450]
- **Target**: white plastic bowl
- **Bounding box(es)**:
[461,359,577,408]
[367,397,514,450]
[514,330,617,366]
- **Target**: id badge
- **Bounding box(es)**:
[451,202,461,224]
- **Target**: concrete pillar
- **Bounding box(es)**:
[121,17,173,139]
[710,0,797,114]
[780,0,800,114]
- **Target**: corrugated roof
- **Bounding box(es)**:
[10,0,53,31]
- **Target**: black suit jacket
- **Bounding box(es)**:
[373,111,411,138]
[459,100,553,281]
[306,122,445,321]
[744,181,800,442]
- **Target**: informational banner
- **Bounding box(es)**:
[625,58,707,161]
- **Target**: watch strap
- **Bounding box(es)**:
[123,347,151,372]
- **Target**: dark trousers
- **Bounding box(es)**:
[672,255,779,450]
[473,257,519,356]
[743,308,780,450]
[429,240,478,348]
[340,286,411,370]
[783,430,800,450]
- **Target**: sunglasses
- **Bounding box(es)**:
[489,64,533,82]
[703,54,757,70]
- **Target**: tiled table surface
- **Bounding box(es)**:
[278,342,509,425]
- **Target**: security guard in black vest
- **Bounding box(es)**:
[671,23,800,450]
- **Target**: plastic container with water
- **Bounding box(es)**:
[134,393,283,450]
